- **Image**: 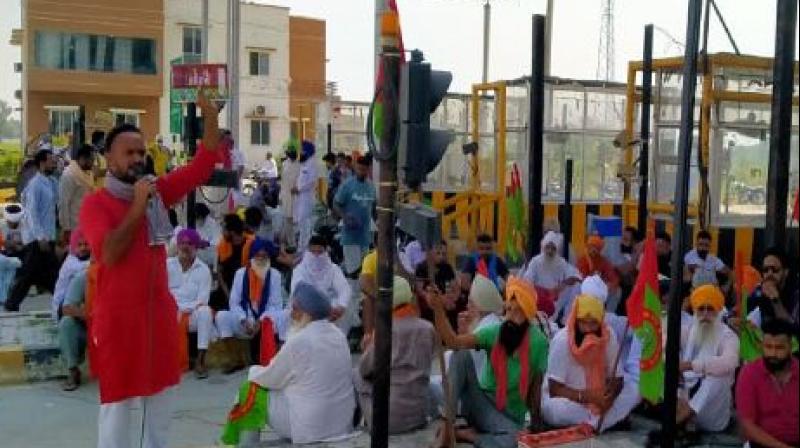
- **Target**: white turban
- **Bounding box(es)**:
[580,274,608,304]
[540,231,563,251]
[469,274,504,314]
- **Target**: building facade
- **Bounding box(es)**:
[289,16,326,143]
[18,0,164,152]
[160,0,291,167]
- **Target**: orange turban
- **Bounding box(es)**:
[506,276,537,321]
[689,284,725,312]
[587,235,605,251]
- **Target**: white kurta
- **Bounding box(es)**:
[292,160,318,224]
[51,254,89,320]
[522,254,582,320]
[291,255,351,333]
[542,326,640,432]
[248,320,355,444]
[679,320,739,432]
[279,161,300,218]
[216,266,287,340]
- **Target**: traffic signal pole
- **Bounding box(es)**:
[370,12,400,448]
[527,14,546,259]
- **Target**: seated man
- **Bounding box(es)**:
[683,230,732,290]
[291,235,351,334]
[736,319,799,448]
[576,235,620,309]
[355,276,437,434]
[521,231,582,323]
[58,266,88,391]
[51,229,91,320]
[414,240,458,323]
[213,214,254,311]
[746,247,799,333]
[215,238,284,373]
[460,233,510,290]
[677,285,739,433]
[166,228,215,378]
[542,293,638,432]
[428,276,548,448]
[221,282,355,445]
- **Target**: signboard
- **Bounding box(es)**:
[170,63,228,103]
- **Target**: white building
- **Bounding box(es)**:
[160,0,291,167]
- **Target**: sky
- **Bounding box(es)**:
[1,0,798,113]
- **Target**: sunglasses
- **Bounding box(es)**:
[762,266,782,274]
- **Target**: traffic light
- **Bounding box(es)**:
[398,50,453,189]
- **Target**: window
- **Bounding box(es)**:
[182,27,202,63]
[249,52,269,76]
[113,111,140,127]
[251,120,270,145]
[35,31,156,74]
[48,107,78,137]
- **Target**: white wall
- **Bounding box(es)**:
[160,0,290,168]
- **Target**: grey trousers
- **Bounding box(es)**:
[448,350,522,448]
[58,316,86,369]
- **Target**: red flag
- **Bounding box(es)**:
[793,188,799,221]
[626,238,660,327]
[260,318,277,366]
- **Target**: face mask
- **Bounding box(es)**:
[697,250,709,260]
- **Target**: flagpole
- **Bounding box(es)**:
[662,0,703,446]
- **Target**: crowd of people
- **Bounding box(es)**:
[1,103,798,448]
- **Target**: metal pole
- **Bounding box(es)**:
[326,123,332,155]
[544,0,553,76]
[231,0,240,147]
[201,0,209,63]
[374,0,387,84]
[638,24,653,234]
[527,14,545,259]
[765,0,797,249]
[226,0,233,130]
[709,0,741,55]
[562,159,573,259]
[482,0,491,83]
[370,19,399,448]
[663,1,703,447]
[186,102,198,229]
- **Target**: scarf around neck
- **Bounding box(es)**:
[104,174,173,246]
[567,308,610,415]
[489,324,531,412]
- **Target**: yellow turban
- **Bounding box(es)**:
[575,294,605,322]
[689,284,724,312]
[506,276,537,321]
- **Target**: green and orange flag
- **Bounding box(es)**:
[735,252,764,362]
[505,164,526,263]
[372,0,405,139]
[626,238,664,404]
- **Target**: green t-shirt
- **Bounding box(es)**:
[474,323,548,424]
[63,270,87,307]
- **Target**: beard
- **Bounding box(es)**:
[499,320,529,355]
[764,356,790,373]
[115,162,146,184]
[287,314,312,340]
[621,244,633,254]
[688,316,722,357]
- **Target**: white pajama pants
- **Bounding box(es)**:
[180,306,215,350]
[294,218,313,254]
[541,380,641,432]
[216,311,292,342]
[680,375,733,432]
[97,386,175,448]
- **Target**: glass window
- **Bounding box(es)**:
[182,27,202,63]
[48,108,78,137]
[251,120,270,145]
[34,31,155,74]
[114,112,140,127]
[249,52,269,76]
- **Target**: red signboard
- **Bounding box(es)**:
[171,64,228,89]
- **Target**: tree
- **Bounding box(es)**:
[0,99,21,140]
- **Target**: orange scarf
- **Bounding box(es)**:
[218,236,254,266]
[566,307,610,415]
[490,328,531,412]
[247,268,264,311]
[392,303,417,319]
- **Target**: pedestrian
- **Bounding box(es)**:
[78,91,222,448]
[278,143,300,248]
[59,144,95,244]
[4,149,59,312]
[291,141,320,254]
[333,155,376,280]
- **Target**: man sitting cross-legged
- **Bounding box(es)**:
[220,282,355,445]
[541,293,638,432]
[215,237,285,373]
[166,228,215,378]
[428,276,548,448]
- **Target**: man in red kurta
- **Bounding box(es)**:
[80,93,221,448]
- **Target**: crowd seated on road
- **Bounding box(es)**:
[1,126,798,448]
